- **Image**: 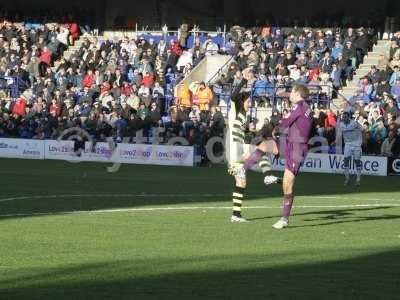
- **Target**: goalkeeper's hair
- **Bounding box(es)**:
[233,92,251,114]
[293,84,310,99]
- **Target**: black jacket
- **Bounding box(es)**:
[354,35,369,53]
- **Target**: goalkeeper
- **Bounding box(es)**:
[227,77,280,223]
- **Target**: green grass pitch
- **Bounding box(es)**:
[0,158,399,299]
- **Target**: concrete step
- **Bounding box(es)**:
[364,56,380,62]
[363,57,380,63]
[342,88,357,93]
[373,45,390,53]
[346,82,358,88]
[377,40,391,46]
[332,98,346,108]
[366,52,383,57]
[359,64,376,71]
[356,67,369,73]
[353,76,365,82]
[68,46,80,52]
[340,86,356,92]
[358,65,374,71]
[341,92,355,100]
[63,52,72,60]
[352,79,361,84]
[355,71,369,78]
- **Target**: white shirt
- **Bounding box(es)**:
[339,119,363,147]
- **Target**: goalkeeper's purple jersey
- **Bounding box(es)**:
[280,100,313,144]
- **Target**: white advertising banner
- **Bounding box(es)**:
[0,138,386,174]
[43,140,194,166]
[242,144,387,176]
[44,140,82,161]
[116,143,194,166]
[0,138,44,159]
[269,153,387,176]
[82,142,115,162]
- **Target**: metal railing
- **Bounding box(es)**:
[0,76,30,99]
[206,55,235,85]
[212,82,336,118]
[101,27,228,47]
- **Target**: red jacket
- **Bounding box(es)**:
[12,97,27,116]
[49,104,61,117]
[309,68,320,81]
[83,74,95,88]
[70,23,80,39]
[121,84,134,96]
[171,41,183,56]
[40,50,52,65]
[324,111,337,128]
[142,74,154,88]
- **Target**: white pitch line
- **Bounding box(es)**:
[0,193,228,203]
[0,193,399,219]
[0,203,400,218]
[0,193,400,204]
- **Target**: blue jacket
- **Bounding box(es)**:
[389,72,399,86]
[331,45,343,60]
[330,69,342,87]
[253,80,275,97]
[391,85,400,100]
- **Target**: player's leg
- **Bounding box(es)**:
[259,155,282,185]
[343,144,351,186]
[227,136,248,222]
[244,139,279,170]
[272,142,306,229]
[243,139,278,171]
[272,168,295,229]
[343,156,351,186]
[244,140,281,185]
[229,139,279,183]
[353,148,362,186]
[231,174,248,222]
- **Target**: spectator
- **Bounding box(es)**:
[319,51,333,73]
[377,54,389,71]
[203,37,219,56]
[12,92,29,116]
[356,77,374,103]
[195,82,213,112]
[83,69,95,88]
[331,41,343,60]
[389,65,400,86]
[381,130,399,157]
[391,78,400,100]
[390,49,400,69]
[49,99,61,117]
[324,109,337,128]
[371,118,388,142]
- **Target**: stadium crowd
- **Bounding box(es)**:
[0,16,399,158]
[215,26,400,157]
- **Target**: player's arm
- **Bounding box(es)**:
[340,120,360,132]
[279,106,302,128]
